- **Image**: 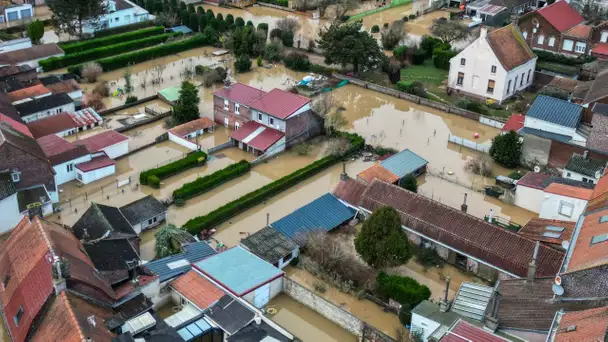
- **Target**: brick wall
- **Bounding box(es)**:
[285,110,323,145]
[519,14,561,53]
[362,324,396,342]
[212,95,251,128]
[548,140,608,168]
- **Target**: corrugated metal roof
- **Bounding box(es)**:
[145,242,217,282]
[450,283,493,321]
[380,149,428,178]
[526,95,583,128]
[270,193,356,245]
[411,300,461,327]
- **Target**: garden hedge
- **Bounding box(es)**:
[173,160,251,200]
[60,26,165,54]
[140,151,207,186]
[68,34,211,75]
[94,20,157,38]
[376,272,431,308]
[533,49,593,65]
[42,33,178,71]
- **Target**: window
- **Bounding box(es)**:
[527,69,531,83]
[514,77,518,91]
[11,171,19,183]
[583,177,589,183]
[115,17,119,22]
[563,39,574,51]
[153,217,157,223]
[457,72,464,85]
[602,31,608,43]
[148,219,152,225]
[460,58,466,66]
[269,117,275,125]
[67,164,73,172]
[13,306,23,326]
[234,103,240,114]
[2,274,9,289]
[591,234,608,244]
[567,172,571,177]
[507,80,512,93]
[77,173,83,181]
[537,35,545,45]
[523,31,527,39]
[223,99,229,110]
[521,73,525,86]
[548,36,555,47]
[490,65,497,74]
[487,80,495,94]
[575,42,587,53]
[559,201,574,217]
[258,113,262,121]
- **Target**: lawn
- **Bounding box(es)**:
[400,60,448,99]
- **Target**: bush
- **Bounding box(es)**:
[94,20,156,38]
[284,52,311,71]
[270,28,283,40]
[257,23,269,34]
[456,99,486,114]
[226,14,234,25]
[60,26,165,54]
[310,63,333,75]
[371,25,380,33]
[376,272,431,308]
[172,160,251,200]
[81,62,103,83]
[234,54,252,73]
[235,17,245,27]
[409,14,417,19]
[125,95,138,104]
[508,171,522,180]
[281,31,294,47]
[140,151,207,185]
[414,246,444,270]
[383,23,389,28]
[264,39,283,62]
[533,49,594,65]
[396,80,426,97]
[393,45,408,61]
[489,130,522,168]
[402,16,409,22]
[412,49,426,65]
[433,48,457,70]
[41,33,177,71]
[147,175,160,188]
[419,35,443,59]
[398,304,412,326]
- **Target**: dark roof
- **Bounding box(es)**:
[592,102,608,115]
[517,172,552,190]
[83,239,139,271]
[17,185,51,213]
[489,0,530,9]
[205,295,254,334]
[15,93,73,117]
[227,320,291,342]
[565,153,606,177]
[544,175,596,190]
[240,227,299,265]
[0,43,63,65]
[359,180,564,278]
[486,24,536,71]
[332,178,368,206]
[0,172,16,201]
[115,0,135,10]
[583,69,608,105]
[119,195,167,226]
[526,95,583,128]
[572,81,593,101]
[27,112,77,139]
[0,121,47,160]
[518,218,575,248]
[588,111,608,154]
[72,203,137,241]
[560,264,608,299]
[146,242,217,282]
[411,300,461,327]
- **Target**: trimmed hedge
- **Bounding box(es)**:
[433,48,457,70]
[533,49,594,66]
[68,34,211,75]
[42,33,177,71]
[94,20,157,38]
[140,151,207,186]
[376,272,431,308]
[173,160,251,200]
[60,26,165,54]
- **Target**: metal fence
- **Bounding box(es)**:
[479,116,505,129]
[448,134,491,153]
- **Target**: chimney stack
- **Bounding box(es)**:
[527,241,540,282]
[461,193,468,213]
[52,258,66,294]
[479,26,488,41]
[583,150,589,160]
[340,161,348,181]
[484,291,500,332]
[439,276,451,312]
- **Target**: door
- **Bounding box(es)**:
[253,283,270,308]
[472,75,480,89]
[224,117,229,127]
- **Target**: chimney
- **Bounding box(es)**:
[461,193,468,213]
[254,314,262,325]
[484,291,500,332]
[479,26,488,40]
[527,241,540,282]
[583,150,589,160]
[52,259,66,294]
[340,161,348,181]
[439,276,451,312]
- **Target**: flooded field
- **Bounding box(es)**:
[267,294,358,342]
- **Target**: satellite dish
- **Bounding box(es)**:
[562,240,570,250]
[552,284,564,296]
[555,275,562,285]
[534,166,541,173]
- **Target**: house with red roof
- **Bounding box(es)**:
[74,130,129,159]
[213,82,266,129]
[168,117,215,150]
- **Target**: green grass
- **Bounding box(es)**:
[400,60,448,98]
[348,0,413,21]
[536,61,580,76]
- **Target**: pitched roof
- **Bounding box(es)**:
[486,24,536,71]
[489,0,534,8]
[213,83,266,106]
[536,1,585,33]
[74,130,129,153]
[551,306,608,342]
[360,180,564,278]
[169,117,215,138]
[145,242,217,282]
[519,218,575,248]
[37,134,89,166]
[27,112,77,138]
[0,113,32,138]
[14,93,73,117]
[45,79,81,95]
[69,107,102,128]
[249,89,311,119]
[357,164,400,184]
[450,283,493,321]
[592,43,608,57]
[563,24,592,40]
[411,300,461,327]
[526,95,583,128]
[562,209,608,273]
[501,113,525,132]
[170,271,225,310]
[230,120,284,152]
[119,195,167,226]
[565,153,606,178]
[0,43,63,65]
[544,183,593,200]
[75,154,114,172]
[380,148,428,178]
[194,246,283,296]
[332,178,368,206]
[0,121,47,160]
[572,80,592,101]
[516,172,552,190]
[205,295,255,334]
[440,320,507,342]
[7,84,51,103]
[72,203,137,241]
[583,69,608,105]
[240,226,299,265]
[83,239,139,271]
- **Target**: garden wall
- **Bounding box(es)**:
[257,2,296,12]
[99,94,159,116]
[114,111,171,133]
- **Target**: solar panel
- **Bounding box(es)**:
[545,226,565,232]
[542,232,562,239]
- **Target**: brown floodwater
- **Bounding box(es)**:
[267,294,358,342]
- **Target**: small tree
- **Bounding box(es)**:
[155,224,194,258]
[189,12,199,32]
[430,19,469,44]
[281,30,294,47]
[26,20,44,44]
[257,55,263,67]
[400,174,417,193]
[277,17,301,33]
[234,54,252,73]
[172,80,200,124]
[381,20,406,50]
[264,39,283,62]
[324,110,347,135]
[81,62,102,83]
[123,66,133,94]
[355,207,412,268]
[489,130,523,168]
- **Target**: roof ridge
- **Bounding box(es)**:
[33,217,56,258]
[58,292,87,341]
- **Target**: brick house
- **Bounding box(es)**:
[518,1,590,56]
[212,82,265,130]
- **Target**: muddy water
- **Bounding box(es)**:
[268,294,358,342]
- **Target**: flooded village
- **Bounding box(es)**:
[1,0,608,341]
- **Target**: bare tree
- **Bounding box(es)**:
[335,0,359,19]
[139,71,148,89]
[325,137,350,156]
[324,110,348,135]
[92,81,109,97]
[381,20,407,50]
[81,62,102,83]
[317,0,332,17]
[151,63,167,85]
[430,18,469,44]
[180,58,195,81]
[312,93,335,118]
[276,18,301,34]
[83,93,105,111]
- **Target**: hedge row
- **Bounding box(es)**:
[533,49,594,66]
[60,26,166,54]
[140,151,207,187]
[94,20,157,38]
[173,160,251,200]
[376,272,431,309]
[42,33,178,71]
[68,34,211,75]
[182,132,365,234]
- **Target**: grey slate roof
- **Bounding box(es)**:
[526,95,583,128]
[227,321,291,342]
[72,203,137,241]
[83,239,139,271]
[15,93,73,117]
[119,195,167,226]
[145,242,217,282]
[412,300,461,327]
[450,283,493,321]
[380,149,428,178]
[565,153,606,178]
[270,193,356,246]
[240,227,298,265]
[205,295,254,335]
[592,102,608,116]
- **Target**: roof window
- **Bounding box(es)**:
[591,234,608,245]
[600,216,608,224]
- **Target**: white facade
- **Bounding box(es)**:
[83,0,152,34]
[539,193,588,222]
[562,169,601,184]
[448,28,537,104]
[276,248,299,269]
[76,164,116,184]
[21,102,76,123]
[524,116,587,145]
[410,312,442,341]
[514,185,545,214]
[0,194,23,234]
[241,276,283,309]
[131,211,167,235]
[101,140,129,159]
[53,155,92,186]
[0,38,31,54]
[251,103,312,133]
[0,4,33,23]
[168,132,198,151]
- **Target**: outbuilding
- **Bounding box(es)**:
[240,227,299,269]
[75,153,116,185]
[120,195,168,234]
[74,130,129,159]
[168,117,215,151]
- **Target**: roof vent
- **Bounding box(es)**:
[566,325,577,332]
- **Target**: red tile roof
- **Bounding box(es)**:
[585,168,608,211]
[75,154,115,172]
[45,79,81,95]
[357,164,400,184]
[440,320,507,342]
[37,134,89,166]
[359,180,564,277]
[564,209,608,273]
[592,43,608,56]
[553,306,608,342]
[7,85,51,103]
[516,172,552,190]
[27,113,77,139]
[519,218,575,248]
[213,83,266,106]
[171,271,224,310]
[564,24,592,40]
[74,130,128,153]
[537,1,585,33]
[0,113,32,138]
[249,89,311,120]
[502,114,525,132]
[230,120,284,151]
[169,117,215,137]
[333,178,368,206]
[486,24,536,71]
[545,183,593,200]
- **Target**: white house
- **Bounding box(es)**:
[15,93,75,123]
[119,195,168,234]
[74,130,129,159]
[83,0,152,34]
[514,172,551,213]
[0,177,22,234]
[539,183,591,222]
[0,4,33,23]
[562,151,606,184]
[168,117,215,151]
[75,153,116,184]
[448,24,537,104]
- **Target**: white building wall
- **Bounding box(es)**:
[102,140,129,159]
[77,164,116,184]
[242,277,283,308]
[514,185,545,214]
[285,103,312,119]
[53,154,92,185]
[562,169,600,184]
[83,2,152,34]
[136,212,167,234]
[277,248,299,269]
[539,193,588,222]
[524,117,577,138]
[0,194,23,234]
[21,102,75,123]
[252,109,286,132]
[169,132,198,151]
[0,38,32,54]
[263,136,286,157]
[410,313,442,341]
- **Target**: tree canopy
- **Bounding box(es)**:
[400,174,418,193]
[430,18,469,44]
[27,20,45,44]
[489,130,523,168]
[317,20,383,73]
[355,206,412,269]
[172,81,200,124]
[48,0,107,38]
[155,224,194,258]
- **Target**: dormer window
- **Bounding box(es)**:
[2,274,9,289]
[11,171,20,183]
[13,306,23,326]
[591,234,608,245]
